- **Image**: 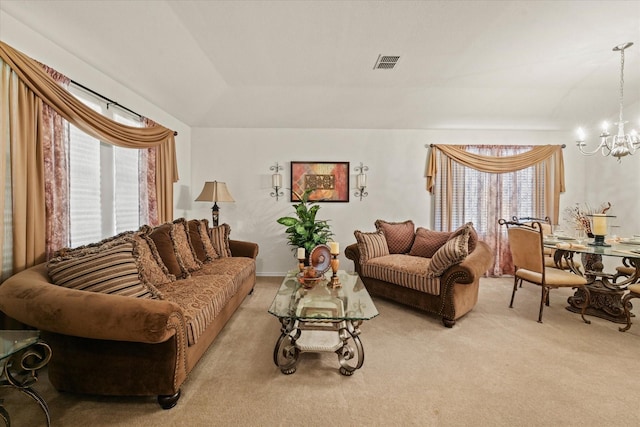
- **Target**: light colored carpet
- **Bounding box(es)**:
[3,276,640,426]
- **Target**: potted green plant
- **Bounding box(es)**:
[277,189,333,259]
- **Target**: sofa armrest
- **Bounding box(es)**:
[441,240,494,285]
[345,243,362,271]
[229,240,259,259]
[0,264,183,344]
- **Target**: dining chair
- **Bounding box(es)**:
[510,216,582,273]
[499,219,591,324]
[620,284,640,332]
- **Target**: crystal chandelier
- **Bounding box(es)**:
[576,42,639,161]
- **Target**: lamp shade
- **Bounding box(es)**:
[195,181,235,203]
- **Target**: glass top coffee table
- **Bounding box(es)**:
[268,270,378,375]
[1,330,52,426]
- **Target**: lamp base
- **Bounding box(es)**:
[588,235,611,247]
[211,202,219,227]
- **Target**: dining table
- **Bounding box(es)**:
[544,236,640,323]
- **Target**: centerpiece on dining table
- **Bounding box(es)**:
[563,202,614,247]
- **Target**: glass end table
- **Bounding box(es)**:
[268,270,378,376]
[1,330,51,427]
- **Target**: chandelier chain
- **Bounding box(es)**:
[619,46,625,125]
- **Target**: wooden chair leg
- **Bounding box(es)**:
[510,276,519,308]
[619,292,638,332]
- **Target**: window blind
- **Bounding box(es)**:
[68,95,143,247]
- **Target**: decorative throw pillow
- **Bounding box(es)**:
[52,230,135,258]
[132,233,175,286]
[374,219,415,254]
[188,219,219,262]
[354,230,390,264]
[147,223,189,279]
[427,228,470,276]
[209,224,232,258]
[47,241,162,299]
[448,222,478,254]
[170,218,203,272]
[409,227,453,258]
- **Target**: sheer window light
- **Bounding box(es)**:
[68,90,143,247]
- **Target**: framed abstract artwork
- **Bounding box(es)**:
[290,161,350,202]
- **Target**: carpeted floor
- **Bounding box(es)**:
[3,276,640,426]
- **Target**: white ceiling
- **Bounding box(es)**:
[1,0,639,131]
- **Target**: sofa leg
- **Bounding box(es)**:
[158,390,181,409]
[442,318,455,328]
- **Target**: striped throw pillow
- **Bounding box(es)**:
[209,224,232,258]
[354,230,390,264]
[448,222,478,254]
[47,242,160,299]
[426,228,470,277]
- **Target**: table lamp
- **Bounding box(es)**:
[195,181,235,226]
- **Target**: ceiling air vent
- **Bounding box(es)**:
[373,55,400,70]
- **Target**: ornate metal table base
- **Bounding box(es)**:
[273,317,365,376]
[553,249,638,324]
[0,340,52,427]
[567,285,632,323]
[565,257,637,324]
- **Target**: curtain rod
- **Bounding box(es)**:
[426,144,566,148]
[70,79,178,136]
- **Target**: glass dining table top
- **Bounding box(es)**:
[544,237,640,258]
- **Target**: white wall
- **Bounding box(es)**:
[0,10,192,209]
[188,128,588,275]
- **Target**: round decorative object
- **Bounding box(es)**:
[309,244,331,273]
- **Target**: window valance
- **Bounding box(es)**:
[0,41,178,226]
[426,144,565,225]
[427,144,564,193]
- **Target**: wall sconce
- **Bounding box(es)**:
[354,162,369,201]
[270,162,284,201]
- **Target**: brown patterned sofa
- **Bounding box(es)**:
[345,220,493,327]
[0,218,258,409]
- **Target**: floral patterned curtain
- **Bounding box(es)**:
[40,63,71,259]
[142,118,159,227]
[430,145,556,276]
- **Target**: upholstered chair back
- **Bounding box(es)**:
[507,223,544,274]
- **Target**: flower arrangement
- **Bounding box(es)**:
[563,202,612,237]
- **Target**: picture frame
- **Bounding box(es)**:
[291,161,350,202]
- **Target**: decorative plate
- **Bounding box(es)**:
[309,244,331,273]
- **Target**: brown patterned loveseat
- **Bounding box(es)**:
[0,218,257,409]
[345,220,493,327]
